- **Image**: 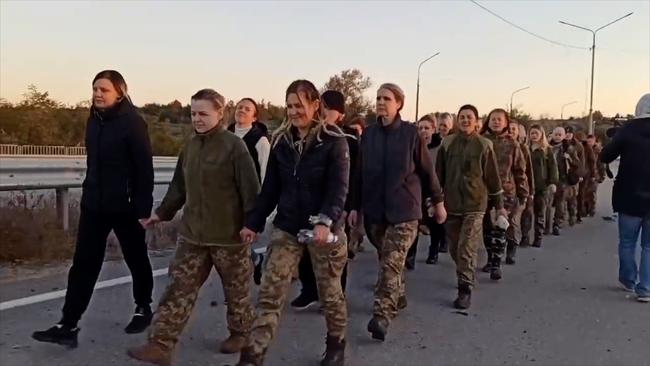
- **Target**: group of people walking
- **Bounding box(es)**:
[30,70,649,366]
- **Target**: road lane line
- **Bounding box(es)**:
[0,247,267,311]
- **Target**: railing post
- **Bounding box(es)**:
[55,188,70,231]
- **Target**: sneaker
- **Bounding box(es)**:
[32,324,79,348]
[253,253,264,286]
[290,293,318,310]
[425,255,438,265]
[637,295,650,303]
[125,306,153,334]
[619,282,635,293]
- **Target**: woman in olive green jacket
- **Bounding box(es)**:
[528,124,559,247]
[436,104,504,310]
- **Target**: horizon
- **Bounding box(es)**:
[1,0,648,120]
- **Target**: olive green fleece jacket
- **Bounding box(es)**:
[530,144,559,194]
[436,132,504,215]
[156,127,261,246]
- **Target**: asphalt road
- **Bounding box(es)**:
[0,178,648,366]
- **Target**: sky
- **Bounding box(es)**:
[1,0,648,120]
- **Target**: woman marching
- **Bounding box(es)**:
[527,124,559,247]
[479,108,529,280]
[32,70,155,348]
[238,80,350,366]
[348,83,446,341]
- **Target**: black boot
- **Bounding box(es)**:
[32,324,79,348]
[532,237,542,248]
[367,316,388,341]
[397,295,407,310]
[490,257,502,281]
[519,236,530,248]
[552,226,560,236]
[505,242,516,265]
[425,254,438,264]
[482,249,492,272]
[453,284,472,309]
[321,335,345,366]
[125,306,153,334]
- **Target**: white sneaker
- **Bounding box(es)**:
[620,282,635,293]
[637,295,650,303]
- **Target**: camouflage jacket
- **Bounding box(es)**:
[519,142,535,196]
[581,141,598,180]
[592,144,606,182]
[482,131,529,201]
[436,132,503,215]
[550,140,580,184]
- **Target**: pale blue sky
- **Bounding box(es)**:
[1,0,648,119]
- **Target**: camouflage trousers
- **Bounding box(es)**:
[565,184,580,225]
[531,192,550,241]
[366,221,418,322]
[483,197,522,259]
[581,179,599,217]
[446,213,484,289]
[149,237,255,350]
[553,183,577,229]
[248,227,348,357]
[519,196,535,243]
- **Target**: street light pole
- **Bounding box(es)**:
[561,101,578,120]
[559,12,633,134]
[415,52,440,121]
[510,86,530,117]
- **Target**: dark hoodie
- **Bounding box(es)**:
[81,98,154,219]
[600,116,650,217]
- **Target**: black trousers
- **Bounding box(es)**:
[298,249,348,299]
[61,208,153,327]
[405,218,445,266]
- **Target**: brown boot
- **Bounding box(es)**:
[127,342,172,366]
[237,346,264,366]
[220,333,248,354]
[321,334,346,366]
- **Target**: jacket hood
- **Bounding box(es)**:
[635,93,650,119]
[91,98,135,121]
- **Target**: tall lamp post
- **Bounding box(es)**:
[561,101,578,120]
[510,86,530,117]
[415,52,440,121]
[559,12,633,134]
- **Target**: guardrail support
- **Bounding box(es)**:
[55,188,70,231]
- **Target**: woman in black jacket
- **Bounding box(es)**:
[32,70,155,348]
[238,80,350,366]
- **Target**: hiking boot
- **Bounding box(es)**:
[290,292,318,310]
[237,347,264,366]
[321,334,345,366]
[125,306,153,334]
[425,255,438,265]
[32,324,79,348]
[219,333,248,354]
[397,295,407,310]
[126,342,172,366]
[367,316,388,341]
[253,253,264,286]
[453,284,472,310]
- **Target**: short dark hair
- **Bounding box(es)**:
[457,104,479,120]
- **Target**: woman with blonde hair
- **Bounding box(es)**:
[528,124,559,247]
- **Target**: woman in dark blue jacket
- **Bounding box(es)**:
[238,80,350,366]
[32,70,155,348]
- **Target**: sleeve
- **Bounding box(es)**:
[349,139,363,211]
[512,143,530,201]
[587,146,598,178]
[320,137,350,223]
[344,136,360,212]
[483,145,504,210]
[414,133,444,205]
[523,145,535,195]
[600,132,624,164]
[596,149,606,181]
[435,143,447,189]
[547,147,559,185]
[254,136,271,184]
[155,150,186,221]
[127,114,155,219]
[234,141,262,214]
[245,148,281,233]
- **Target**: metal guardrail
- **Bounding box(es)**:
[0,155,177,230]
[0,144,87,156]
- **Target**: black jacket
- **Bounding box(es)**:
[351,115,444,225]
[600,117,650,217]
[246,124,350,235]
[81,99,154,219]
[227,121,269,181]
[340,125,360,212]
